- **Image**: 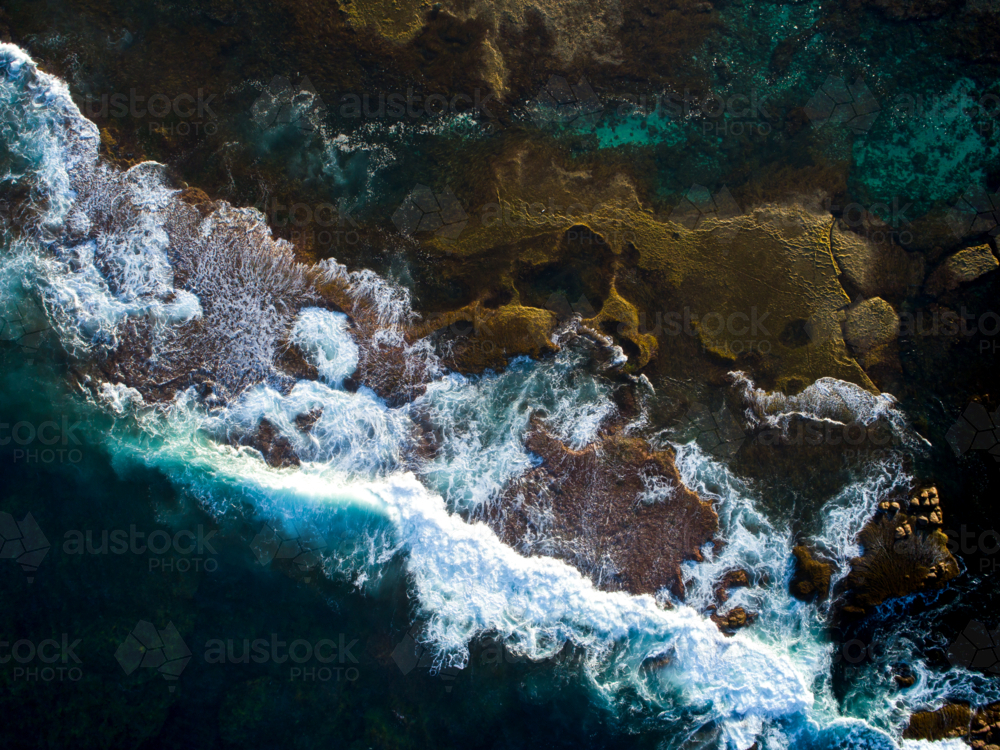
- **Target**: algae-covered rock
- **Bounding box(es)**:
[925,244,999,296]
[843,485,959,616]
[417,149,881,394]
[843,297,899,355]
[790,545,832,601]
[830,221,925,302]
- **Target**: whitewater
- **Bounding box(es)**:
[0,43,994,750]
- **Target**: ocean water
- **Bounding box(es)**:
[0,42,998,750]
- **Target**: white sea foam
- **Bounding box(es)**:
[291,307,359,388]
[0,42,988,750]
[730,372,927,452]
[410,345,614,512]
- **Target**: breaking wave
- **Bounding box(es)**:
[0,42,992,750]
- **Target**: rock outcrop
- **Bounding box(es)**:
[790,545,832,601]
[842,485,959,616]
[485,418,719,597]
[925,244,999,297]
[905,702,1000,747]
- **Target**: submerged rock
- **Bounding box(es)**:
[925,243,999,296]
[244,418,300,469]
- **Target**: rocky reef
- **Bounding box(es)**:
[841,484,960,617]
[484,415,718,598]
[905,702,1000,747]
[790,545,832,602]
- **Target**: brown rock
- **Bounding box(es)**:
[722,569,750,589]
[715,569,750,603]
[294,408,323,433]
[178,187,217,217]
[925,244,999,296]
[484,418,718,597]
[711,606,756,633]
[905,702,1000,744]
[843,505,960,616]
[246,418,300,468]
[790,545,831,601]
